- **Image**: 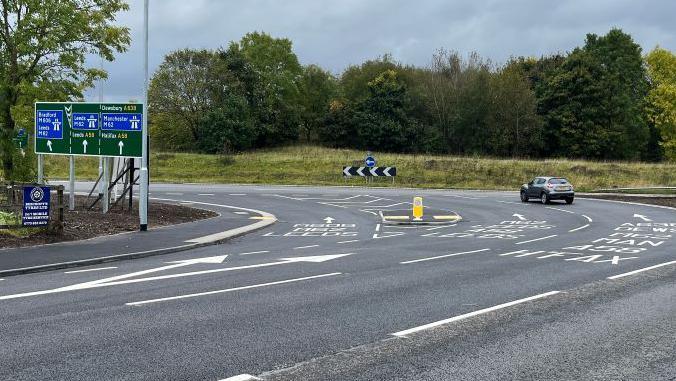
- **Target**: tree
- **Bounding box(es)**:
[539,29,649,159]
[148,49,218,144]
[196,94,254,154]
[0,0,130,180]
[645,47,676,160]
[298,64,338,142]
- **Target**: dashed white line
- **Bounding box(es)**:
[238,251,270,256]
[568,224,590,233]
[233,211,249,215]
[444,194,480,200]
[607,260,676,280]
[127,272,342,306]
[294,245,320,250]
[218,374,261,381]
[229,193,247,196]
[400,248,490,264]
[545,206,575,214]
[375,224,381,232]
[64,266,118,274]
[197,193,215,196]
[582,214,593,222]
[391,291,561,337]
[515,235,558,245]
[496,200,522,205]
[337,240,359,244]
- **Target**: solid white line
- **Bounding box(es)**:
[127,273,342,306]
[582,214,593,222]
[218,374,261,381]
[238,251,270,256]
[391,291,561,337]
[294,245,320,250]
[337,240,359,244]
[607,260,676,280]
[568,224,590,233]
[400,249,490,264]
[197,193,215,196]
[515,235,558,245]
[64,266,118,274]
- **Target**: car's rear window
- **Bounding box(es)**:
[548,178,569,184]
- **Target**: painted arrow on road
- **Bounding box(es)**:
[633,214,652,222]
[0,254,352,301]
[513,213,527,221]
[324,217,335,224]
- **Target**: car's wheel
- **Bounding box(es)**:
[541,192,549,204]
[566,197,574,204]
[520,191,529,202]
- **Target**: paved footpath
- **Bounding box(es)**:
[0,183,674,380]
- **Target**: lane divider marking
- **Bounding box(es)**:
[582,215,593,222]
[294,245,320,250]
[219,374,261,381]
[568,224,590,233]
[127,272,342,306]
[400,249,490,264]
[515,235,558,245]
[607,260,676,280]
[337,240,359,244]
[238,251,270,256]
[391,291,561,337]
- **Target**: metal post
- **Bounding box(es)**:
[37,154,44,184]
[129,158,134,211]
[69,156,75,210]
[98,157,104,197]
[139,0,149,231]
[103,157,109,213]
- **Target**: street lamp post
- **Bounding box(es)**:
[139,0,149,231]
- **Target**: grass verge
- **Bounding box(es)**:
[40,146,676,192]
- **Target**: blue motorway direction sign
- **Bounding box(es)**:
[101,113,143,131]
[36,110,64,139]
[22,186,51,227]
[72,113,99,130]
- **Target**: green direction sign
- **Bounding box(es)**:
[13,130,29,149]
[35,102,144,158]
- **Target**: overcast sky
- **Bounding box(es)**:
[87,0,676,102]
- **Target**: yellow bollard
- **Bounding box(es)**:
[413,196,423,221]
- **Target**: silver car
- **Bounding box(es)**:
[520,177,575,204]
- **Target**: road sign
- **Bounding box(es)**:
[413,197,423,221]
[365,155,376,168]
[343,167,396,177]
[34,102,144,158]
[12,129,28,149]
[22,186,50,227]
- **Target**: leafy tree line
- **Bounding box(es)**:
[149,29,675,162]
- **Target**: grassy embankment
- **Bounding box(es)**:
[42,146,675,192]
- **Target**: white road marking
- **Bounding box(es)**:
[497,200,522,205]
[233,211,249,215]
[607,260,676,280]
[218,374,262,381]
[545,207,575,214]
[375,223,381,232]
[238,251,270,256]
[197,193,215,196]
[229,193,247,196]
[400,249,490,264]
[426,225,456,231]
[582,215,593,222]
[337,240,359,244]
[512,213,527,221]
[127,273,342,306]
[294,245,320,250]
[391,291,561,337]
[372,232,405,239]
[166,192,183,196]
[444,194,480,200]
[64,266,118,274]
[568,224,590,233]
[515,235,558,245]
[633,213,652,222]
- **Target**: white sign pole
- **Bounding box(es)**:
[139,0,149,231]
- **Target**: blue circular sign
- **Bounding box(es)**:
[365,156,376,168]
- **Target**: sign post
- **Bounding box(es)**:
[22,186,51,227]
[140,0,150,231]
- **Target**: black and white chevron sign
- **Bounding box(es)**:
[343,166,396,177]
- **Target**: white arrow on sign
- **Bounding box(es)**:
[343,167,352,176]
[633,214,652,222]
[356,167,366,176]
[512,213,527,221]
[384,167,393,176]
[324,217,335,224]
[0,254,352,301]
[46,140,53,152]
[118,141,124,155]
[82,139,88,153]
[369,168,378,176]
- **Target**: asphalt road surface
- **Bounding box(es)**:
[1,184,675,381]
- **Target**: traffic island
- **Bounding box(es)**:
[380,209,462,225]
[0,195,217,249]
